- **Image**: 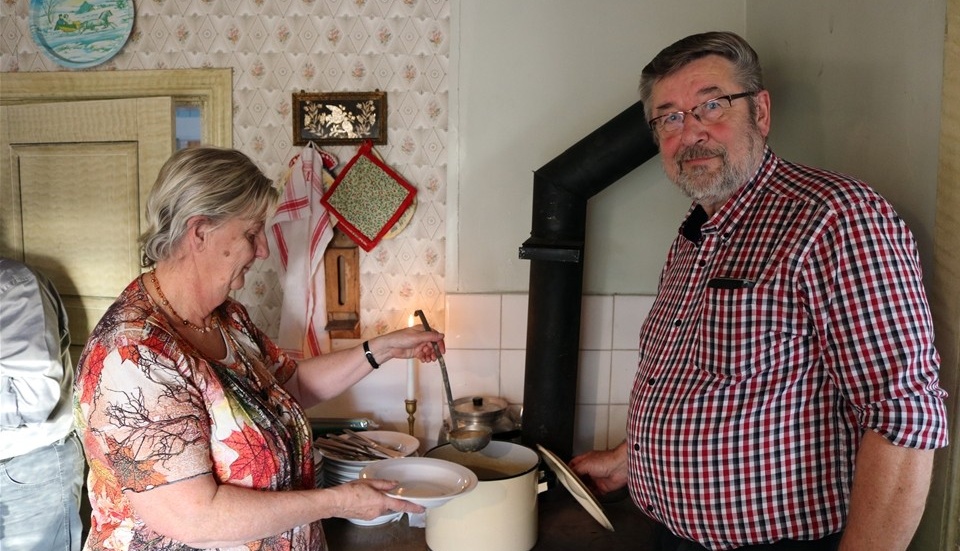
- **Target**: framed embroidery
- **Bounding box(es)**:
[293,91,387,146]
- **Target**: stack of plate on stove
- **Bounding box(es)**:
[314,430,420,488]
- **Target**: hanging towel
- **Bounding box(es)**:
[268,143,338,359]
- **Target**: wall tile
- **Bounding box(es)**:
[306,355,411,427]
[499,349,526,404]
[435,348,500,399]
[444,294,500,349]
[607,405,629,449]
[612,295,655,350]
[500,294,528,350]
[581,295,613,350]
[577,350,611,405]
[573,404,608,456]
[409,358,446,450]
[610,350,638,404]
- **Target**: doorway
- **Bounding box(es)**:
[0,68,232,354]
[0,68,233,545]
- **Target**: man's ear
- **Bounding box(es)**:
[754,89,772,138]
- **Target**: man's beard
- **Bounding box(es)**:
[673,132,761,207]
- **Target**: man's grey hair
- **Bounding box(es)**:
[639,31,764,120]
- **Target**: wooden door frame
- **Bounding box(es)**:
[924,1,960,549]
[0,68,232,147]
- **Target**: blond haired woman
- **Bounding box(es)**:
[75,147,442,551]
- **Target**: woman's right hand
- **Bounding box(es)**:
[326,478,425,521]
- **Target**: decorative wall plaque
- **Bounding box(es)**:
[293,91,388,146]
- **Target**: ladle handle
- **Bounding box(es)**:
[414,310,458,425]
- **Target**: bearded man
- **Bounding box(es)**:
[570,31,948,551]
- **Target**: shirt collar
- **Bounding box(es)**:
[679,146,779,244]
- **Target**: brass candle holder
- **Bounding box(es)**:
[404,399,417,436]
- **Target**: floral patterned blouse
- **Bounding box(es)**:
[74,277,325,551]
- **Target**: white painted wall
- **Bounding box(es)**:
[449,0,946,294]
[448,0,744,294]
[749,1,945,273]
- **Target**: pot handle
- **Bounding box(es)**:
[537,469,550,494]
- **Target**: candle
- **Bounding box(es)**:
[407,315,417,400]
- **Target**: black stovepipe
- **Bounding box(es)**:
[519,100,659,460]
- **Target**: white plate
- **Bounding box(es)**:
[347,511,403,526]
[323,473,357,486]
[324,462,367,474]
[536,444,615,532]
[359,457,478,508]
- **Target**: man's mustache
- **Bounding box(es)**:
[676,145,726,170]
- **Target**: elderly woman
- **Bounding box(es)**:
[74,146,443,551]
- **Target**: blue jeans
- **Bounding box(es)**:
[0,433,85,551]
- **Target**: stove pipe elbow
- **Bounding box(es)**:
[519,100,659,459]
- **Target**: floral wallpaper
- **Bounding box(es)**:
[0,0,450,340]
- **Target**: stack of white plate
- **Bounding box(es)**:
[312,448,325,488]
[315,430,420,526]
[316,430,420,488]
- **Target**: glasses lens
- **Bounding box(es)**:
[660,113,684,135]
[696,98,728,123]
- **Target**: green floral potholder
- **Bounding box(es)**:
[321,140,417,251]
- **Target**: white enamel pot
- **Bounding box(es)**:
[424,441,544,551]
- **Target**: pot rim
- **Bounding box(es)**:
[425,441,539,481]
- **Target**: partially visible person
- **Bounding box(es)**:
[1,258,85,551]
[570,31,948,551]
[74,146,444,551]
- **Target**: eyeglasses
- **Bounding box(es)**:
[648,91,759,137]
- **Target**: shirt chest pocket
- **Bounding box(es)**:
[694,281,812,380]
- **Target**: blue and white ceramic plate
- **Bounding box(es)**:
[29,0,135,69]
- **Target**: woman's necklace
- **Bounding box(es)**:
[149,270,218,334]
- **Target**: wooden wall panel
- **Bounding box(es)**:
[924,0,960,548]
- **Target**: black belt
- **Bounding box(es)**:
[654,522,843,551]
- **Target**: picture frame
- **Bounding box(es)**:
[292,91,388,146]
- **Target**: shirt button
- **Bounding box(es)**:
[647,378,656,385]
[646,504,655,513]
[698,259,706,267]
[634,443,640,451]
[673,319,682,327]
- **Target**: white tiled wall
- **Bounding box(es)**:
[444,293,655,455]
[307,293,654,454]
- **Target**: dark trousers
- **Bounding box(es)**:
[655,523,842,551]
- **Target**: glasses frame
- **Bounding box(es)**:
[648,91,759,136]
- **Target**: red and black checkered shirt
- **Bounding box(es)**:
[627,148,949,550]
